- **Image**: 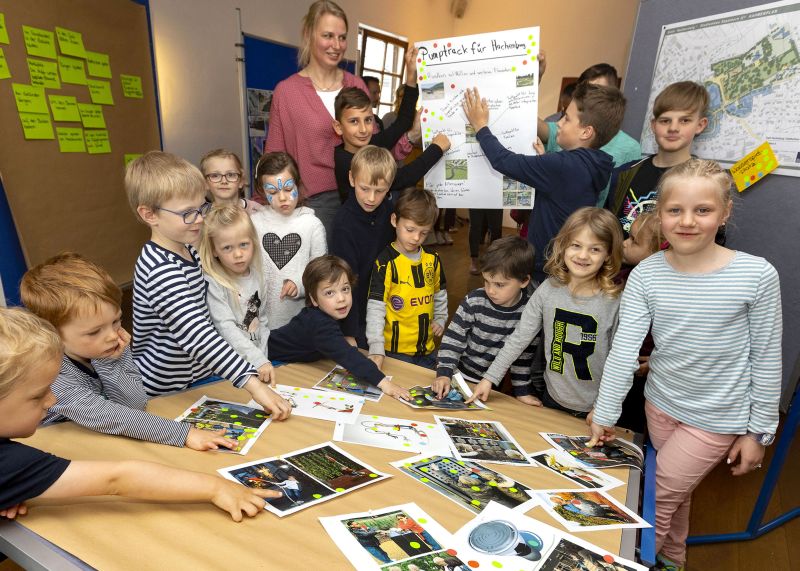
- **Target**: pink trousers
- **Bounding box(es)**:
[646,401,737,564]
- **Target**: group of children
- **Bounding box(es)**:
[0,64,783,571]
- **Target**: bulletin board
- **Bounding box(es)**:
[0,0,160,288]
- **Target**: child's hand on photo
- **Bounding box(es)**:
[378,377,411,401]
[368,354,384,369]
[432,375,451,399]
[462,87,490,131]
[185,427,238,451]
[432,133,451,152]
[405,46,419,87]
[257,362,276,386]
[586,421,616,448]
[516,394,543,407]
[465,378,493,404]
[108,327,131,360]
[212,479,281,522]
[431,322,445,337]
[280,279,298,300]
[245,377,291,420]
[0,502,27,520]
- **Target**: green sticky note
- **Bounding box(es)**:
[19,112,54,139]
[0,48,10,79]
[120,74,143,98]
[28,58,61,89]
[124,153,143,167]
[87,79,113,105]
[55,27,86,58]
[12,83,48,114]
[0,14,9,45]
[85,129,110,154]
[56,127,85,152]
[85,51,111,78]
[23,26,57,59]
[58,56,87,85]
[49,95,81,121]
[77,103,105,128]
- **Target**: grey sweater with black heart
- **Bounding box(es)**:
[250,205,327,329]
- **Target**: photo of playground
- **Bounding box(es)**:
[445,159,468,181]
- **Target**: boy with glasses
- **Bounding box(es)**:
[124,152,291,419]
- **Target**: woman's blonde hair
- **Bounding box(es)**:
[0,307,63,398]
[544,207,623,296]
[199,204,262,293]
[298,0,348,68]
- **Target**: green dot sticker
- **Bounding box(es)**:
[442,459,450,463]
[313,493,322,499]
[532,56,537,61]
[531,41,537,46]
[237,435,245,440]
[471,485,481,492]
[492,562,503,568]
[528,34,533,40]
[245,427,256,432]
[418,518,427,524]
[220,408,229,412]
[420,467,429,472]
[403,443,411,447]
[303,395,310,398]
[416,400,424,404]
[509,488,518,493]
[471,499,481,506]
[255,414,264,418]
[409,541,421,549]
[349,382,357,387]
[230,414,238,418]
[457,461,465,466]
[488,481,498,487]
[403,463,412,468]
[335,487,345,492]
[527,49,531,54]
[420,477,430,483]
[450,469,458,474]
[368,473,377,478]
[234,421,242,425]
[511,66,516,72]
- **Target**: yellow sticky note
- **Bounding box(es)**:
[12,83,49,114]
[0,13,9,45]
[86,51,111,78]
[120,74,143,98]
[58,56,87,85]
[85,129,111,154]
[49,94,81,122]
[77,103,105,128]
[56,127,86,152]
[0,47,10,79]
[124,153,143,167]
[87,78,113,105]
[23,26,57,59]
[55,27,86,58]
[729,141,780,192]
[28,58,61,89]
[19,112,54,139]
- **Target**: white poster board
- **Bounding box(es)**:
[415,27,540,208]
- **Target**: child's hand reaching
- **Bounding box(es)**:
[368,354,385,369]
[280,280,298,300]
[432,375,451,399]
[244,377,292,420]
[0,502,27,520]
[431,133,451,152]
[465,378,493,404]
[108,327,131,360]
[257,363,276,386]
[211,478,281,522]
[405,46,419,87]
[378,377,411,401]
[727,435,766,476]
[586,421,616,448]
[185,427,238,451]
[462,88,489,131]
[516,394,543,407]
[431,322,445,337]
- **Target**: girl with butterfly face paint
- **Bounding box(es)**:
[251,152,327,329]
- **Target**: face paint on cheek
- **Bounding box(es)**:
[290,190,298,201]
[266,194,274,204]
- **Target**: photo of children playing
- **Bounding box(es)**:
[380,551,471,571]
[314,366,383,401]
[344,508,444,564]
[183,398,269,429]
[540,538,640,571]
[285,444,378,491]
[542,491,640,528]
[225,460,334,513]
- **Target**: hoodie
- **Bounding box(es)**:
[476,127,613,283]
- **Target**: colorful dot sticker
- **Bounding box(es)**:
[335,487,345,492]
[471,485,481,491]
[368,473,378,478]
[488,480,498,487]
[511,66,516,72]
[492,562,503,568]
[312,493,322,499]
[468,561,479,568]
[409,541,421,549]
[417,518,427,524]
[420,477,430,483]
[471,499,481,506]
[509,487,518,493]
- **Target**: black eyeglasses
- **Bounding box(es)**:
[205,172,241,183]
[156,202,212,224]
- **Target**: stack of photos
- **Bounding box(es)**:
[175,395,271,454]
[539,433,644,470]
[219,442,389,517]
[320,503,469,570]
[405,373,488,411]
[250,384,365,424]
[529,449,624,490]
[436,416,532,465]
[314,366,383,402]
[450,502,647,571]
[334,414,451,454]
[391,454,538,514]
[528,489,651,532]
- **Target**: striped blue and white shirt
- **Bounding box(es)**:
[43,349,189,447]
[132,242,257,395]
[594,251,782,434]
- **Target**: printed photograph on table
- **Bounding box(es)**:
[528,449,623,490]
[539,433,643,470]
[283,442,389,492]
[250,384,365,424]
[319,502,456,569]
[175,395,271,454]
[529,489,650,532]
[314,365,383,402]
[405,373,488,411]
[334,414,451,454]
[437,416,532,465]
[391,454,538,514]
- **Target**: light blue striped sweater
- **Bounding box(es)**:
[593,251,782,434]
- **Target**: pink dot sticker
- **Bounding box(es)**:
[434,42,438,47]
[417,58,421,63]
[451,83,455,89]
[419,75,424,80]
[424,108,429,113]
[523,60,528,65]
[423,118,427,122]
[447,42,452,47]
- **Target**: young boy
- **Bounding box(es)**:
[0,307,278,521]
[433,237,540,401]
[124,151,290,419]
[463,82,625,284]
[606,81,709,234]
[267,255,410,400]
[366,190,447,370]
[19,253,237,451]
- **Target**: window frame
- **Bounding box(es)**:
[357,26,409,118]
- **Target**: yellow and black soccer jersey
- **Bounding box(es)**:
[367,244,447,356]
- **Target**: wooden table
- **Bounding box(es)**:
[1,358,640,570]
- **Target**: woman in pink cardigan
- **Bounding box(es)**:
[266,0,415,241]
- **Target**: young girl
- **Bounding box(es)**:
[200,148,262,214]
[590,160,782,571]
[268,255,410,400]
[199,204,274,384]
[250,151,327,329]
[469,207,623,414]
